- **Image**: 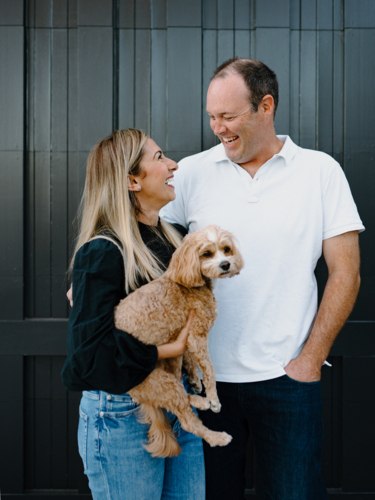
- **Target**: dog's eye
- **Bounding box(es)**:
[202,251,212,258]
[224,247,231,253]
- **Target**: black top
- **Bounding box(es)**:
[61,221,187,394]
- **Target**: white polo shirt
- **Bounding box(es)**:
[161,136,364,383]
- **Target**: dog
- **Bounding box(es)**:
[114,225,244,457]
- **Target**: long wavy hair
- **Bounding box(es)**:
[69,129,183,292]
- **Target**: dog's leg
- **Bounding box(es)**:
[183,351,202,394]
[130,367,232,451]
[187,338,221,413]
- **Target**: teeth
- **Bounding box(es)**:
[165,178,173,185]
[223,136,238,144]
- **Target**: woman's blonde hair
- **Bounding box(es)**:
[69,129,183,292]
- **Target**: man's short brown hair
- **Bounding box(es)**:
[212,57,279,118]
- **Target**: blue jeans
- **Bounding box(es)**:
[198,375,328,500]
[78,377,205,500]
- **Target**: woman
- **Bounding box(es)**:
[61,129,205,499]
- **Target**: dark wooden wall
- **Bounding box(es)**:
[0,0,374,498]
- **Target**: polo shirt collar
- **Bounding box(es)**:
[210,135,298,165]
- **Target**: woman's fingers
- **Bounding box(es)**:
[67,286,73,307]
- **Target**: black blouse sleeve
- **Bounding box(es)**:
[61,239,158,394]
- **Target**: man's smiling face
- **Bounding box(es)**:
[206,72,265,165]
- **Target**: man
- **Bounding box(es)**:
[161,58,364,499]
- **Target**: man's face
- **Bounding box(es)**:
[206,73,264,164]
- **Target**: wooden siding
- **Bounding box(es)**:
[0,0,375,497]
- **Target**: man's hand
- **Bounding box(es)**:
[284,355,321,382]
[157,310,195,360]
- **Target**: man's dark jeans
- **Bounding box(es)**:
[198,375,328,500]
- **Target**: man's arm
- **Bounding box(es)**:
[285,230,361,382]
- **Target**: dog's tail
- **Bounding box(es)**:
[138,403,181,458]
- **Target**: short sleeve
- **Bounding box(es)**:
[322,162,365,240]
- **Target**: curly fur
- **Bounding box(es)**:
[114,225,244,457]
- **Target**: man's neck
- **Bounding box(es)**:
[238,136,284,178]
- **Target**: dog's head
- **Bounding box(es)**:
[165,225,244,287]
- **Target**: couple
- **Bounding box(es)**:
[62,58,364,500]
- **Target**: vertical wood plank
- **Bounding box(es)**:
[289,29,300,145]
[0,0,23,25]
[119,0,134,28]
[167,27,202,152]
[151,29,167,151]
[255,0,290,27]
[332,30,343,158]
[78,0,112,26]
[135,0,151,28]
[203,0,217,29]
[202,29,217,150]
[317,30,333,154]
[135,29,151,133]
[218,0,234,29]
[301,0,317,29]
[235,0,251,30]
[52,0,68,27]
[290,0,300,29]
[255,28,290,135]
[34,28,51,151]
[51,28,68,151]
[344,0,375,28]
[300,30,317,149]
[167,0,201,27]
[217,29,234,65]
[77,27,113,150]
[152,0,166,28]
[235,29,251,58]
[119,28,135,129]
[0,356,24,493]
[68,26,78,151]
[317,0,333,29]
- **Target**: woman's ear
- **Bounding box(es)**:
[165,235,205,287]
[127,175,139,191]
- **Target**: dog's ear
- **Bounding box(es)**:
[165,235,205,287]
[230,236,245,271]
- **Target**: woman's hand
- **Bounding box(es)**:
[157,310,195,360]
[67,286,73,307]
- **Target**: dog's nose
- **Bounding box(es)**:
[219,261,230,271]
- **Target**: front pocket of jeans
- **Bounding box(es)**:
[100,401,140,418]
[78,407,88,470]
[284,374,321,385]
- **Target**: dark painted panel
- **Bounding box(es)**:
[255,28,290,135]
[35,398,52,487]
[301,0,317,29]
[78,0,112,26]
[0,0,23,25]
[152,0,166,28]
[25,151,35,318]
[290,0,300,28]
[235,29,251,58]
[77,27,112,150]
[68,0,78,27]
[289,29,300,145]
[118,29,135,129]
[342,357,375,491]
[135,0,151,28]
[35,0,52,27]
[345,0,375,28]
[203,0,217,29]
[235,0,251,30]
[52,0,68,27]
[255,0,290,27]
[218,0,234,29]
[51,153,68,318]
[317,30,333,154]
[119,0,134,28]
[167,28,202,152]
[52,29,68,151]
[300,30,317,149]
[0,27,23,150]
[68,392,89,491]
[34,28,51,151]
[202,29,217,151]
[167,0,201,27]
[151,29,167,151]
[317,0,333,29]
[68,27,78,151]
[0,356,23,493]
[333,0,343,30]
[51,398,69,488]
[344,29,375,153]
[34,152,51,317]
[217,29,234,66]
[134,29,151,132]
[333,30,344,156]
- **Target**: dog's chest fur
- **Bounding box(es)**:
[114,276,217,346]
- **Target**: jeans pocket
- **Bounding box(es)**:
[78,406,88,471]
[284,374,321,385]
[101,396,140,418]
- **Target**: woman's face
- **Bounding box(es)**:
[130,138,178,213]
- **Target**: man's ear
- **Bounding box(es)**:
[260,94,274,118]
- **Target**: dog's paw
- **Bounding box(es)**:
[207,431,232,447]
[190,381,203,394]
[189,395,211,410]
[210,401,221,413]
